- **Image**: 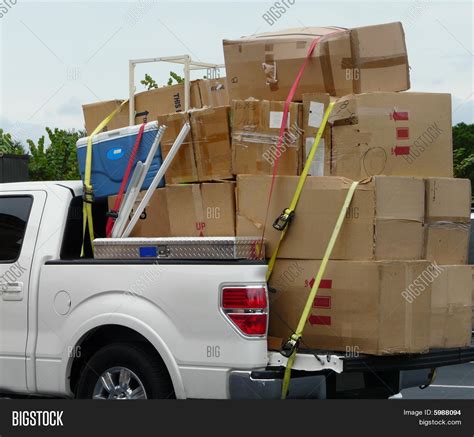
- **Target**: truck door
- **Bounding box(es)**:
[0,191,46,392]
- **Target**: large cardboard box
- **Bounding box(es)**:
[269,259,432,355]
[231,99,303,175]
[190,106,233,181]
[430,265,472,348]
[302,93,333,176]
[135,82,201,119]
[236,175,424,260]
[195,77,230,107]
[157,112,197,184]
[424,178,471,265]
[223,22,409,102]
[330,92,453,179]
[82,100,129,135]
[166,182,235,237]
[107,189,170,237]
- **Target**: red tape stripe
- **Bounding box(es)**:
[309,315,331,326]
[393,145,411,156]
[313,296,331,309]
[308,278,333,289]
[396,127,409,140]
[392,111,409,121]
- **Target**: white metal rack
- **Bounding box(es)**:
[128,55,225,125]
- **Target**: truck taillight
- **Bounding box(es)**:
[221,286,268,337]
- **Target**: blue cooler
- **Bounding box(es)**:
[76,121,164,198]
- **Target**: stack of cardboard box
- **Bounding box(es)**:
[223,22,472,355]
[84,21,472,355]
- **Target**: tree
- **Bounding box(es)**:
[140,73,158,91]
[0,129,26,155]
[452,122,474,196]
[27,128,85,181]
[141,71,187,90]
[167,71,184,86]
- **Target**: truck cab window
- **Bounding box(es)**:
[0,196,33,263]
[60,195,108,260]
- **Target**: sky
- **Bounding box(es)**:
[0,0,472,145]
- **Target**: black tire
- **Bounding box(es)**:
[75,342,175,399]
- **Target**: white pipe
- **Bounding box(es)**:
[112,161,145,238]
[184,55,191,111]
[111,124,167,238]
[129,60,135,126]
[121,122,191,238]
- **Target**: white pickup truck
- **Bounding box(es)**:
[0,181,473,400]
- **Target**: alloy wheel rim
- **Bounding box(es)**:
[92,366,147,400]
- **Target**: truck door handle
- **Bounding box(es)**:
[1,282,24,301]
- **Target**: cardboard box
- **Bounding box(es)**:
[166,182,235,237]
[223,22,409,101]
[107,189,170,237]
[425,178,471,222]
[158,107,232,184]
[269,259,431,355]
[424,178,471,265]
[430,265,472,348]
[236,175,424,260]
[190,106,233,181]
[425,225,471,265]
[195,77,230,107]
[135,82,201,120]
[231,99,303,175]
[82,100,130,135]
[330,92,453,179]
[157,112,197,184]
[302,93,333,176]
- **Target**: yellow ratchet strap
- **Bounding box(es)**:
[81,100,129,257]
[280,180,359,399]
[266,101,335,282]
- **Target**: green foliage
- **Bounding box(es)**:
[141,71,185,89]
[452,123,474,195]
[140,73,158,91]
[167,71,184,86]
[0,129,26,155]
[27,128,85,181]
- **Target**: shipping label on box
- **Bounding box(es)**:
[302,93,333,176]
[231,99,303,175]
[236,175,424,260]
[269,259,431,355]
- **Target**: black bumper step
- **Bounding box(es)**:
[342,345,474,372]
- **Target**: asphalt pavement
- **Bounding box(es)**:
[402,361,474,399]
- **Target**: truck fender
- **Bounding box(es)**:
[60,309,186,399]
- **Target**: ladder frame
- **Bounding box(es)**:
[128,55,225,125]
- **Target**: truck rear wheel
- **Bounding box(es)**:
[75,343,175,399]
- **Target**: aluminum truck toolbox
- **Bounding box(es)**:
[93,237,265,260]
